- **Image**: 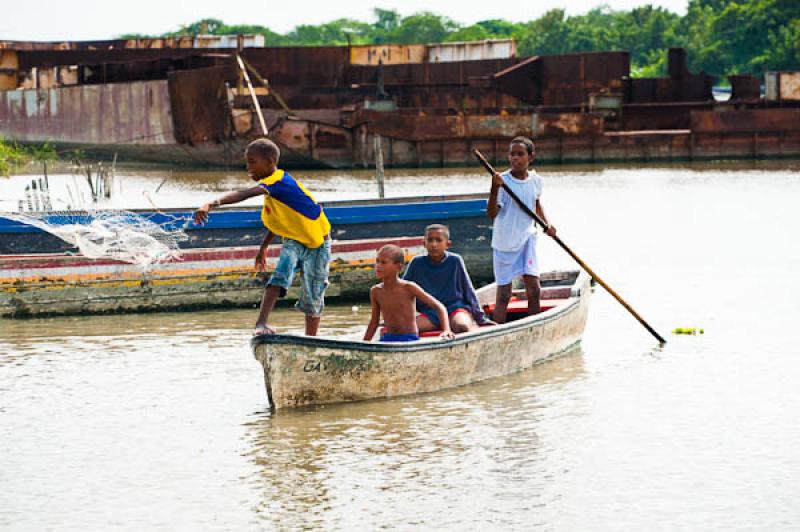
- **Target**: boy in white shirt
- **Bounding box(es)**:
[487,136,557,323]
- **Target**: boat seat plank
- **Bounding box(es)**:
[483,297,570,316]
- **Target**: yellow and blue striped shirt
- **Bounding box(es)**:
[258,169,331,249]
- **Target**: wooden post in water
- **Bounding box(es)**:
[236,35,244,99]
[374,135,386,199]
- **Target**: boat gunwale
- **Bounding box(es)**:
[0,193,489,218]
[251,271,589,354]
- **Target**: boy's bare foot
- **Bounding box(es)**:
[253,323,276,336]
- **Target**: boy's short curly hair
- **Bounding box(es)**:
[510,136,535,157]
[246,138,281,162]
[378,244,405,265]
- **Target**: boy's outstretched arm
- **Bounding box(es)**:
[411,284,455,339]
[535,199,557,237]
[194,185,266,224]
[363,287,381,341]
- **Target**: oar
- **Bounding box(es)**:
[472,148,666,345]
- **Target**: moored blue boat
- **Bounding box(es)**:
[0,194,494,317]
[0,194,488,253]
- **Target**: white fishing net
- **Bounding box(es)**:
[5,209,189,268]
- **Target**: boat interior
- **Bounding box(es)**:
[417,270,580,336]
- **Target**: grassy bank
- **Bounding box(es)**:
[0,139,57,175]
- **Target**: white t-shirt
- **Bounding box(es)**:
[491,169,542,252]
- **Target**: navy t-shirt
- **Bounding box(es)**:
[403,251,487,327]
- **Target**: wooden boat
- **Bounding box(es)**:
[0,237,423,317]
[252,270,591,410]
[0,194,489,254]
[0,194,493,318]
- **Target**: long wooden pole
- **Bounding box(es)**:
[473,148,666,345]
[236,54,268,136]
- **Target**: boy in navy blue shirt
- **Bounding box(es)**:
[403,224,491,334]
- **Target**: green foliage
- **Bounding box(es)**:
[0,139,26,176]
[681,0,800,76]
[28,143,58,163]
[372,8,402,43]
[445,20,523,43]
[391,12,459,44]
[285,19,375,46]
[124,1,800,76]
[0,139,57,176]
[517,9,572,56]
[167,18,226,37]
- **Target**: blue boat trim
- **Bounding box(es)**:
[0,198,488,234]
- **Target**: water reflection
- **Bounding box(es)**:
[244,348,585,529]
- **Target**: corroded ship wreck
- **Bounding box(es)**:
[1,37,799,168]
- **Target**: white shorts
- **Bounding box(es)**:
[493,234,539,286]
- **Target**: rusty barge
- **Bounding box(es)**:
[2,38,800,168]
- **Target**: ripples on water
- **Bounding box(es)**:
[244,350,584,530]
[3,162,800,530]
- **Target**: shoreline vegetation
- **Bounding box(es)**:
[0,140,57,176]
[119,1,800,78]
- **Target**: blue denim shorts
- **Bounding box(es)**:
[268,238,331,316]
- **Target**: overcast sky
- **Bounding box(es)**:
[2,0,689,41]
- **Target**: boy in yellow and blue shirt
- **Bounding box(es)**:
[194,138,331,336]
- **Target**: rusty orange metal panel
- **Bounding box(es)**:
[0,80,174,145]
[15,48,213,71]
[0,49,18,90]
[167,65,228,144]
[493,56,542,104]
[495,52,629,106]
[426,40,516,63]
[691,109,800,133]
[622,102,708,130]
[778,72,800,101]
[350,45,425,65]
[242,47,350,88]
[729,75,760,101]
[0,49,17,69]
[533,113,604,137]
[124,37,195,49]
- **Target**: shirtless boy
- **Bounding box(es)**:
[363,244,455,342]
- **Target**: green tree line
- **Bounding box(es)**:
[120,0,800,78]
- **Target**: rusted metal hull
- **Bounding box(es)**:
[252,271,591,410]
[0,81,173,145]
[0,70,800,169]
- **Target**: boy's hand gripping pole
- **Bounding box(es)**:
[472,148,666,345]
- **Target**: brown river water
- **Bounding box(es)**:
[2,161,800,530]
